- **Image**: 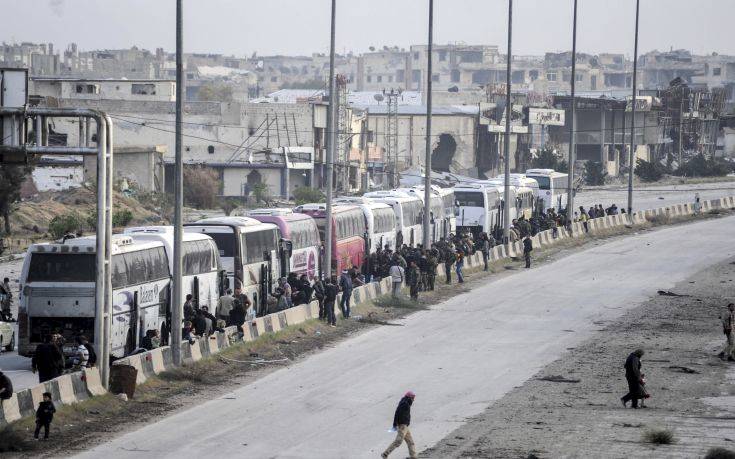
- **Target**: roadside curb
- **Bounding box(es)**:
[1,195,733,427]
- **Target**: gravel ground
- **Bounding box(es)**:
[425,257,735,458]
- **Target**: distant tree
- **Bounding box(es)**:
[634,158,665,182]
[0,163,34,235]
[674,154,733,177]
[252,183,271,205]
[292,186,325,205]
[530,148,567,172]
[183,166,221,209]
[583,161,607,186]
[220,197,241,216]
[197,82,234,102]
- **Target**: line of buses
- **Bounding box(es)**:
[16,169,567,359]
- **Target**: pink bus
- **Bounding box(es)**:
[247,208,321,280]
[293,203,366,276]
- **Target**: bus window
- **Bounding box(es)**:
[530,176,551,190]
[455,191,483,207]
[27,253,96,282]
[207,233,236,258]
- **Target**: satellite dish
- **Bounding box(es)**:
[373,94,384,102]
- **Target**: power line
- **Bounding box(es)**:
[110,111,716,139]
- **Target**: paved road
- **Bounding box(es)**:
[0,257,35,390]
[75,215,735,458]
[575,181,735,212]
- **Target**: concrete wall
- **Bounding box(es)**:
[31,165,83,192]
[84,147,165,192]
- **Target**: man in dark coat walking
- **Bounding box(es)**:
[523,235,533,269]
[621,349,645,408]
[32,335,65,383]
[382,391,417,458]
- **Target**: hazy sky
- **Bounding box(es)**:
[4,0,734,57]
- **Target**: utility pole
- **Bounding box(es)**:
[171,0,184,366]
[503,0,513,243]
[422,0,433,248]
[627,0,639,215]
[678,95,684,166]
[566,0,578,225]
[324,0,336,280]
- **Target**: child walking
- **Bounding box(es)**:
[34,392,55,440]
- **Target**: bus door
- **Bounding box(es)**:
[279,239,292,279]
[193,276,200,308]
[128,291,140,355]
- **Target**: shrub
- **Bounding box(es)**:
[112,209,134,227]
[583,161,607,186]
[674,154,734,177]
[183,166,221,209]
[48,213,83,239]
[642,428,675,445]
[220,197,241,216]
[704,447,735,459]
[635,158,665,182]
[292,187,325,205]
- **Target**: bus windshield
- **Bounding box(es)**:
[455,191,484,207]
[206,233,236,258]
[528,176,550,190]
[27,253,95,282]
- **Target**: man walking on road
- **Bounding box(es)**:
[324,276,338,327]
[406,261,420,302]
[32,335,64,383]
[621,349,645,408]
[382,391,417,459]
[720,303,735,361]
[523,235,533,269]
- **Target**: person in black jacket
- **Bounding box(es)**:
[34,392,56,440]
[32,335,65,383]
[523,235,533,269]
[229,298,246,334]
[621,349,645,408]
[324,276,338,327]
[0,370,12,401]
[382,391,417,458]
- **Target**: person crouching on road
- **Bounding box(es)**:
[34,392,55,440]
[382,391,417,459]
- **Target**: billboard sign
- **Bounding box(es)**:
[528,108,565,126]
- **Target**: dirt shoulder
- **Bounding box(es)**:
[1,210,731,457]
[424,257,735,458]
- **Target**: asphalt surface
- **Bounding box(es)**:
[575,181,735,212]
[74,215,735,458]
[0,257,37,391]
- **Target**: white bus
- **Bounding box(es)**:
[397,186,448,244]
[18,235,171,358]
[524,168,569,212]
[124,226,225,312]
[455,183,502,238]
[364,190,424,248]
[184,217,286,317]
[247,209,321,280]
[334,198,397,253]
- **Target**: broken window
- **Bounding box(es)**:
[450,69,460,83]
[414,52,420,60]
[432,74,440,83]
[396,70,405,82]
[412,70,421,83]
[713,67,722,76]
[75,84,98,94]
[131,83,156,95]
[367,75,372,83]
[377,75,382,83]
[438,50,447,62]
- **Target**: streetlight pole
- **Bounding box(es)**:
[422,0,433,248]
[627,0,639,215]
[503,0,513,243]
[566,0,578,225]
[324,0,336,280]
[171,0,184,365]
